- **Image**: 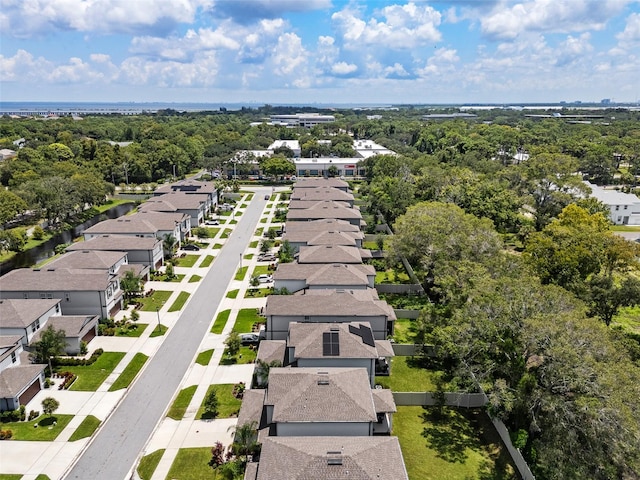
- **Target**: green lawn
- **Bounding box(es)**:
[63,352,126,391]
[244,287,273,298]
[150,324,168,337]
[165,447,219,480]
[221,228,232,238]
[151,273,185,282]
[212,243,223,249]
[0,414,73,441]
[234,266,248,281]
[137,449,165,480]
[229,219,238,224]
[168,291,191,312]
[394,407,517,480]
[259,217,267,223]
[188,275,202,283]
[197,384,242,419]
[243,253,253,259]
[610,225,640,231]
[109,353,148,391]
[251,265,270,276]
[211,310,230,334]
[249,240,259,248]
[199,255,214,267]
[195,349,214,366]
[68,415,101,441]
[254,228,263,237]
[375,268,411,284]
[167,385,197,420]
[226,289,239,298]
[232,308,265,333]
[174,255,199,267]
[0,476,21,480]
[392,317,422,343]
[375,356,447,392]
[205,227,221,236]
[115,323,148,337]
[220,346,257,365]
[137,290,173,311]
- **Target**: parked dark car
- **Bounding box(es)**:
[240,333,260,345]
[182,244,200,251]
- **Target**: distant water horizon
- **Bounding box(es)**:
[0,100,398,115]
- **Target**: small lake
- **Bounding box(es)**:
[0,203,136,275]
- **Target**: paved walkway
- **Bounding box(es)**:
[0,188,284,480]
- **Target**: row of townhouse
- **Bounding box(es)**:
[239,178,409,480]
[0,180,218,411]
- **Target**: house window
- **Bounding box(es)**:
[31,319,40,333]
[624,205,628,210]
[55,304,60,313]
[11,352,16,363]
[23,293,29,299]
[64,292,70,302]
[615,205,620,210]
[39,293,46,299]
[46,293,53,299]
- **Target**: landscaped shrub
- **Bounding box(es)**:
[28,410,40,421]
[232,382,246,399]
[0,409,22,423]
[0,429,13,439]
[53,348,103,367]
[57,371,77,390]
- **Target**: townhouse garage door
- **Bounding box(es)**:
[18,379,41,406]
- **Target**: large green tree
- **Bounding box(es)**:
[30,325,67,374]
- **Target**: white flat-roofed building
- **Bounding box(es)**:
[270,113,335,128]
[268,140,301,157]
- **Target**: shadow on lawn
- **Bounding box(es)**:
[420,407,517,479]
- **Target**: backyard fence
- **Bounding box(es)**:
[393,309,421,319]
[376,284,424,294]
[393,391,488,408]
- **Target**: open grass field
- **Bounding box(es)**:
[394,406,517,480]
[63,352,126,391]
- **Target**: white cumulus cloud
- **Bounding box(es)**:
[331,62,358,75]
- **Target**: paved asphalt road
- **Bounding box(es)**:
[64,189,270,480]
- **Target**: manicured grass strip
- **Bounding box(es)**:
[233,308,265,333]
[0,475,22,479]
[1,414,73,441]
[109,353,148,391]
[65,352,126,391]
[221,228,232,238]
[152,273,185,282]
[243,253,253,259]
[195,349,214,366]
[226,289,239,299]
[174,254,199,267]
[199,255,214,267]
[206,227,221,236]
[254,228,263,236]
[197,384,242,419]
[68,415,101,441]
[115,323,148,337]
[188,275,202,283]
[394,407,516,480]
[137,448,165,480]
[375,357,446,392]
[169,291,191,312]
[249,240,259,248]
[211,310,230,334]
[150,324,168,337]
[212,243,223,249]
[165,447,215,480]
[220,345,257,365]
[35,475,51,480]
[259,218,267,223]
[167,385,197,420]
[229,219,238,224]
[234,266,248,281]
[137,290,173,311]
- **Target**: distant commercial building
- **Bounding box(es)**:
[269,113,335,128]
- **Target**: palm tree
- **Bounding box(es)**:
[162,233,177,259]
[254,359,281,388]
[227,421,260,463]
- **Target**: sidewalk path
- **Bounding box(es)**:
[63,189,271,480]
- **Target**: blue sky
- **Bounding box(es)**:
[1,0,639,104]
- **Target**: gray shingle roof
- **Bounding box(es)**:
[291,187,354,203]
[297,245,363,264]
[0,299,60,328]
[293,178,350,189]
[139,192,208,211]
[236,389,266,429]
[266,290,395,320]
[30,315,98,342]
[288,199,353,210]
[273,263,374,287]
[256,340,286,365]
[0,268,113,292]
[288,322,379,359]
[265,367,377,422]
[154,180,217,195]
[283,219,360,235]
[0,364,45,397]
[286,203,362,221]
[83,211,188,235]
[66,235,161,252]
[45,250,126,271]
[371,388,397,413]
[253,436,409,480]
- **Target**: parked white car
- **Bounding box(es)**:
[256,274,273,283]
